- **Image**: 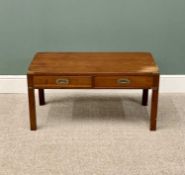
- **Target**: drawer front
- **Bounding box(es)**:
[33,76,92,88]
[95,76,153,88]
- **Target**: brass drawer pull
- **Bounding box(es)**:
[56,79,69,85]
[117,79,130,84]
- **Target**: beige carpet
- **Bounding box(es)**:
[0,90,185,175]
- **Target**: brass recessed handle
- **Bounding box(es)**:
[56,79,69,85]
[117,79,130,85]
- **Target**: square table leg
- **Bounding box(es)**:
[28,88,37,130]
[150,75,160,131]
[38,89,45,106]
[142,89,148,106]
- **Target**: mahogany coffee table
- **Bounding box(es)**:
[27,52,160,131]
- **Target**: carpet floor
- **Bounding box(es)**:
[0,90,185,175]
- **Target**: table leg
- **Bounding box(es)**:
[142,89,148,106]
[150,88,159,131]
[28,88,37,130]
[39,89,45,105]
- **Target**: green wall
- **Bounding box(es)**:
[0,0,185,74]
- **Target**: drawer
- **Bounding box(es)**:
[33,76,92,88]
[95,76,153,88]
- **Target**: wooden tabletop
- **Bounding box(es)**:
[28,52,159,75]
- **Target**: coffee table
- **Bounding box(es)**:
[27,52,160,131]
